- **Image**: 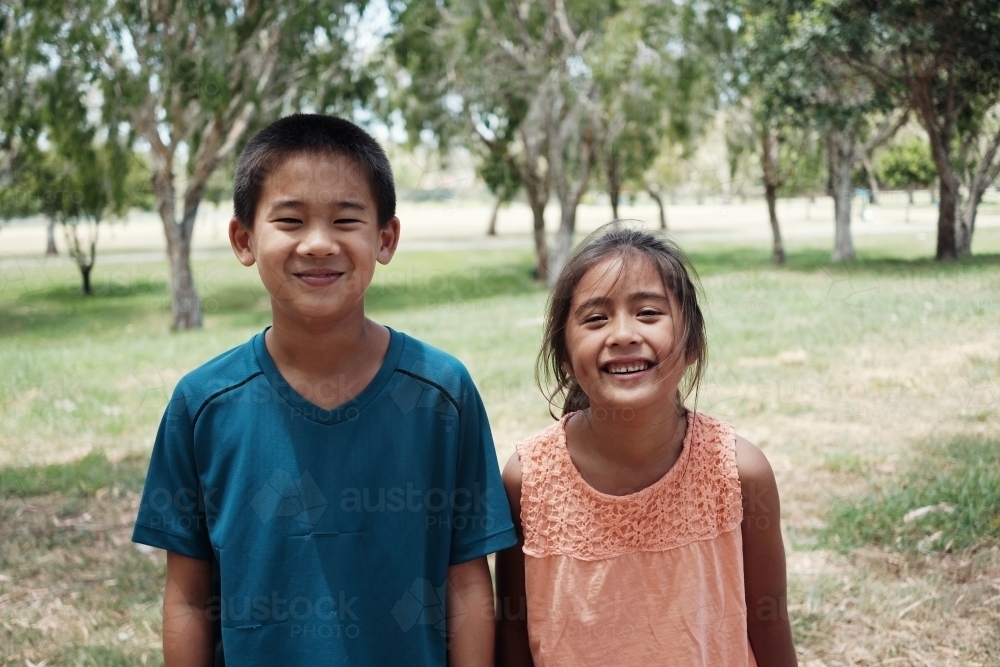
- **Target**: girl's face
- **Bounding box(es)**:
[564,253,692,414]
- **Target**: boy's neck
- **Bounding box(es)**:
[264,307,391,410]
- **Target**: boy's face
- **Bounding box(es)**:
[229,152,399,327]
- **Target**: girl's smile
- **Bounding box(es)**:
[564,253,692,414]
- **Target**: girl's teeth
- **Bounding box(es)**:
[609,363,647,374]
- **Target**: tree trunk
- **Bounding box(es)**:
[913,91,959,261]
[646,184,667,230]
[81,265,92,295]
[520,175,550,282]
[46,216,58,255]
[530,201,548,282]
[828,129,857,262]
[167,236,203,329]
[608,153,621,220]
[486,196,501,236]
[549,206,577,287]
[957,197,978,256]
[863,154,879,204]
[765,184,786,265]
[955,124,1000,256]
[760,126,786,265]
[155,167,204,329]
[935,174,959,261]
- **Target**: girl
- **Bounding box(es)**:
[495,224,797,667]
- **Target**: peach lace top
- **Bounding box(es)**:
[517,411,757,667]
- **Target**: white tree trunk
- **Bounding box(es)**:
[828,129,857,262]
[548,206,577,287]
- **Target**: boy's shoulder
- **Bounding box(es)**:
[169,333,264,413]
[392,329,478,406]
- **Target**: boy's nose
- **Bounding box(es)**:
[299,225,340,256]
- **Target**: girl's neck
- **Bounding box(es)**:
[566,402,689,494]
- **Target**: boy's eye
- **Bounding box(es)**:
[274,218,302,224]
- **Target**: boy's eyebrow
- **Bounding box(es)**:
[336,199,369,211]
[574,291,669,314]
[266,198,306,211]
[265,198,369,212]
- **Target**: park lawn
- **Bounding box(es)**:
[1,227,1000,665]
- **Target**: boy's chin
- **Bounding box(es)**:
[275,301,363,326]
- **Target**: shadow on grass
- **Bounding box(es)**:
[819,434,1000,554]
[0,253,543,338]
[687,247,1000,278]
[0,451,149,498]
[0,277,172,338]
[3,247,998,338]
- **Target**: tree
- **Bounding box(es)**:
[734,7,813,265]
[34,58,136,294]
[875,135,937,205]
[391,0,584,281]
[814,0,1000,259]
[0,0,57,240]
[79,0,374,328]
[591,2,727,222]
[393,0,725,282]
[0,0,49,184]
[478,143,521,236]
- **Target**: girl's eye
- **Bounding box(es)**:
[638,309,660,317]
[583,314,606,324]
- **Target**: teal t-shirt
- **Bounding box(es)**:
[133,328,517,665]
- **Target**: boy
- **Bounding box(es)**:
[132,114,517,666]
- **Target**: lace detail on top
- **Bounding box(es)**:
[518,411,743,561]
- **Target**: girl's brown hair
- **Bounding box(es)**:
[537,222,708,417]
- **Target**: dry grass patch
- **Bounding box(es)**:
[0,456,164,667]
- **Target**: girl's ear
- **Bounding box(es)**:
[562,361,574,378]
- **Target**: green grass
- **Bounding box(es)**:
[821,435,1000,554]
[2,227,1000,661]
[0,451,148,498]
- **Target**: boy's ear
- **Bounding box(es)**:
[229,217,256,267]
[377,216,401,265]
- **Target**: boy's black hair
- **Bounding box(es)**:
[232,114,396,228]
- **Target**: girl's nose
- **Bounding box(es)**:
[607,314,640,346]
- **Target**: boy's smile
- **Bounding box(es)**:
[564,254,692,413]
[229,152,399,327]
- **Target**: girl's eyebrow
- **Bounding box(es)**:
[573,291,669,314]
[630,291,670,303]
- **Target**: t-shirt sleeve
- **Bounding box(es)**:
[449,374,518,565]
[132,385,213,560]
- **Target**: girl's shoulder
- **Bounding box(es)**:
[516,416,566,451]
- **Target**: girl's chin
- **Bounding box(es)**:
[586,393,673,414]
